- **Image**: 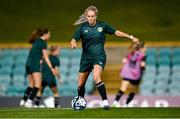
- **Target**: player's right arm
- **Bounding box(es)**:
[42,49,57,76]
[122,58,127,64]
[115,30,139,43]
[71,25,82,49]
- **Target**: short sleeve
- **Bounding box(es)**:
[104,23,116,35]
[72,25,82,41]
[41,40,47,49]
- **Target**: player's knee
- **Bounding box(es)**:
[78,85,85,90]
[93,76,101,84]
[120,86,127,92]
[29,84,34,88]
[34,83,41,89]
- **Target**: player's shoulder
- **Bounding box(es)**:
[81,22,89,27]
[37,38,47,45]
[75,22,87,30]
[33,38,44,45]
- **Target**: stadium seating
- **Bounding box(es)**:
[146,56,156,66]
[172,56,180,65]
[172,65,180,74]
[158,56,171,66]
[0,47,180,97]
[146,48,157,57]
[141,47,180,96]
[145,65,157,75]
[173,48,180,57]
[0,48,94,97]
[159,48,171,57]
[158,65,171,74]
[0,75,11,86]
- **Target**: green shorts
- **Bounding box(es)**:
[79,55,106,72]
[42,77,57,88]
[26,63,41,75]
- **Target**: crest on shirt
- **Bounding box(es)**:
[97,27,103,32]
[84,30,88,33]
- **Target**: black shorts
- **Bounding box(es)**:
[123,78,141,85]
[79,55,106,72]
[42,79,57,89]
[26,64,41,75]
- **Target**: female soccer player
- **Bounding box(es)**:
[112,42,146,107]
[34,45,62,108]
[71,6,139,110]
[20,28,56,108]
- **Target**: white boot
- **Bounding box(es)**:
[24,99,33,108]
[112,101,120,107]
[102,100,110,110]
[19,99,26,107]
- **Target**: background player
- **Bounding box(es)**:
[20,28,57,108]
[112,42,146,107]
[34,45,62,108]
[71,6,139,110]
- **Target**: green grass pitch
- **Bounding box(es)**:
[0,108,180,118]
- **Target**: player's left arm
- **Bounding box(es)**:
[114,30,139,43]
[141,56,146,68]
[141,61,146,68]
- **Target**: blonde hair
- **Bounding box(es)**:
[73,6,98,25]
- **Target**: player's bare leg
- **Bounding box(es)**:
[25,72,41,108]
[93,65,110,110]
[20,74,34,107]
[34,85,43,107]
[77,72,90,97]
[125,84,137,106]
[51,86,60,107]
[113,80,129,107]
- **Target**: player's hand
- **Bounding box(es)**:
[56,75,63,84]
[58,79,63,85]
[132,37,140,43]
[51,68,57,76]
[71,39,77,49]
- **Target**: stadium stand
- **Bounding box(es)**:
[0,47,180,97]
[0,48,95,97]
[141,47,180,96]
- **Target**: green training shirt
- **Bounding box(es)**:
[73,21,116,57]
[26,38,47,67]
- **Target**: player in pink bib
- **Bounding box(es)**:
[112,42,146,107]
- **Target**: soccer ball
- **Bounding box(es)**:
[71,96,87,110]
